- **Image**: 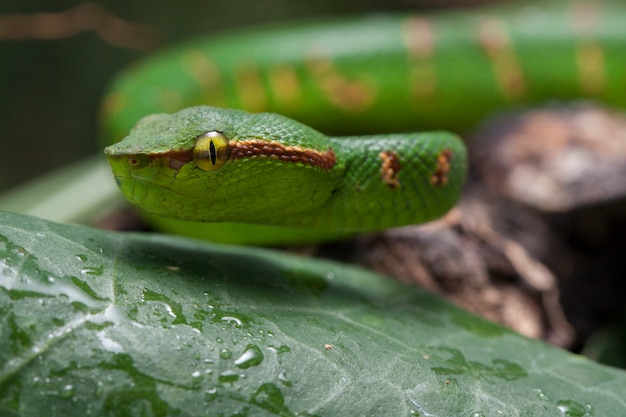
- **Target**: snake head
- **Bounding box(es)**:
[104,106,342,225]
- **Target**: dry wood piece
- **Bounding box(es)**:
[318,199,574,348]
[472,104,626,212]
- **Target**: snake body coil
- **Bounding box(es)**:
[103,1,626,244]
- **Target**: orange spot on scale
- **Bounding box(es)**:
[478,18,526,100]
[379,151,402,189]
[157,89,183,112]
[403,16,437,99]
[306,49,376,112]
[101,92,126,117]
[576,41,605,94]
[181,49,221,90]
[234,62,268,112]
[268,65,302,108]
[430,149,452,187]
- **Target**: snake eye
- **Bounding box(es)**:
[193,131,231,171]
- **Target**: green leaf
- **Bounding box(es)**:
[1,211,624,417]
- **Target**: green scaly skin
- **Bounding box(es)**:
[101,0,626,143]
[102,0,626,244]
[105,107,466,243]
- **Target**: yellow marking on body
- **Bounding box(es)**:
[379,151,402,189]
[180,49,228,106]
[569,1,605,95]
[478,18,526,100]
[100,92,126,117]
[430,149,452,187]
[576,41,604,94]
[306,48,376,112]
[158,89,183,112]
[235,62,267,112]
[268,65,302,108]
[403,16,437,99]
[181,50,221,90]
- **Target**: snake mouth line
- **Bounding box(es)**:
[114,174,201,205]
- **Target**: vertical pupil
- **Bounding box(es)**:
[209,140,217,165]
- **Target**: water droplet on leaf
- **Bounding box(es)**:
[218,370,239,383]
[278,370,292,387]
[557,400,588,416]
[534,388,550,401]
[219,348,232,359]
[60,384,74,398]
[268,345,291,354]
[80,266,103,276]
[234,344,264,369]
[221,316,243,327]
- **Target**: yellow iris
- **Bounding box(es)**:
[193,131,230,171]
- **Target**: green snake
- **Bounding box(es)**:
[103,0,626,245]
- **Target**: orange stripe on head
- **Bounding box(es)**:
[231,139,336,170]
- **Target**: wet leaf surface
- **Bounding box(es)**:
[1,211,625,416]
